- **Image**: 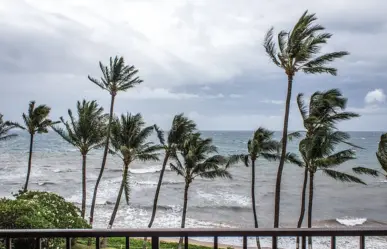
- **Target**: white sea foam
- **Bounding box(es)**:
[129,165,165,174]
[197,190,251,207]
[336,216,367,226]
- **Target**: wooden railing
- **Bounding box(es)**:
[1,227,387,249]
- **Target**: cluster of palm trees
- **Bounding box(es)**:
[0,10,385,249]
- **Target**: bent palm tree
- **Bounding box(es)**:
[264,10,349,232]
[170,133,232,249]
[302,129,365,249]
[295,89,361,249]
[52,100,108,218]
[143,114,196,248]
[16,101,57,192]
[0,114,18,141]
[88,56,143,226]
[108,113,161,228]
[242,128,280,249]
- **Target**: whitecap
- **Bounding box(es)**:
[336,217,367,226]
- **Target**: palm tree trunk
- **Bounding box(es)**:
[178,182,189,249]
[251,160,261,249]
[108,165,126,228]
[81,154,87,219]
[89,94,115,226]
[307,172,314,249]
[273,74,292,249]
[100,164,127,248]
[296,167,308,249]
[143,152,170,249]
[23,133,34,192]
[274,74,293,226]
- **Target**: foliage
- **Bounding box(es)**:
[88,56,143,95]
[16,101,57,134]
[0,191,89,249]
[15,191,90,229]
[263,10,349,76]
[170,133,233,182]
[297,89,364,180]
[0,114,18,141]
[52,100,108,155]
[110,113,162,205]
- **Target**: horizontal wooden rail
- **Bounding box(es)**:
[1,227,387,237]
[0,228,386,249]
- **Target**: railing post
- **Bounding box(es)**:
[184,236,189,249]
[243,236,247,249]
[214,236,218,249]
[302,236,306,249]
[66,237,71,249]
[126,236,130,249]
[360,236,365,249]
[96,237,100,249]
[330,236,336,249]
[5,237,11,249]
[152,236,159,249]
[36,237,41,249]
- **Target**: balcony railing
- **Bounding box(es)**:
[1,227,387,249]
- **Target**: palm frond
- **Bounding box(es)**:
[322,169,366,185]
[197,169,232,180]
[297,93,308,122]
[301,51,349,69]
[263,27,281,67]
[170,162,185,177]
[261,152,280,161]
[284,152,304,167]
[153,124,165,146]
[352,167,381,177]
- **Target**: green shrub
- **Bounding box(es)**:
[0,191,90,249]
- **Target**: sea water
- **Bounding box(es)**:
[0,130,386,248]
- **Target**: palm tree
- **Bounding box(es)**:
[294,89,362,249]
[143,114,196,248]
[241,128,281,249]
[16,101,57,192]
[88,56,143,226]
[263,10,349,233]
[108,113,162,228]
[170,133,232,249]
[301,128,365,249]
[51,100,108,218]
[0,114,18,141]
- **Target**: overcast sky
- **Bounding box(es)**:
[0,0,386,131]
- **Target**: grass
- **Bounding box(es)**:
[75,237,215,249]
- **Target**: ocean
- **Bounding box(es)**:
[0,130,386,248]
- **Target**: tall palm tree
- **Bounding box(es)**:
[263,10,349,233]
[51,100,108,218]
[143,114,196,248]
[294,89,362,249]
[16,101,57,192]
[170,133,233,249]
[108,113,162,228]
[0,114,18,141]
[301,128,365,249]
[88,56,143,226]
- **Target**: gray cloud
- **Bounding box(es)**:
[0,0,386,130]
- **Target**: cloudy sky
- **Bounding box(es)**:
[1,0,386,131]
